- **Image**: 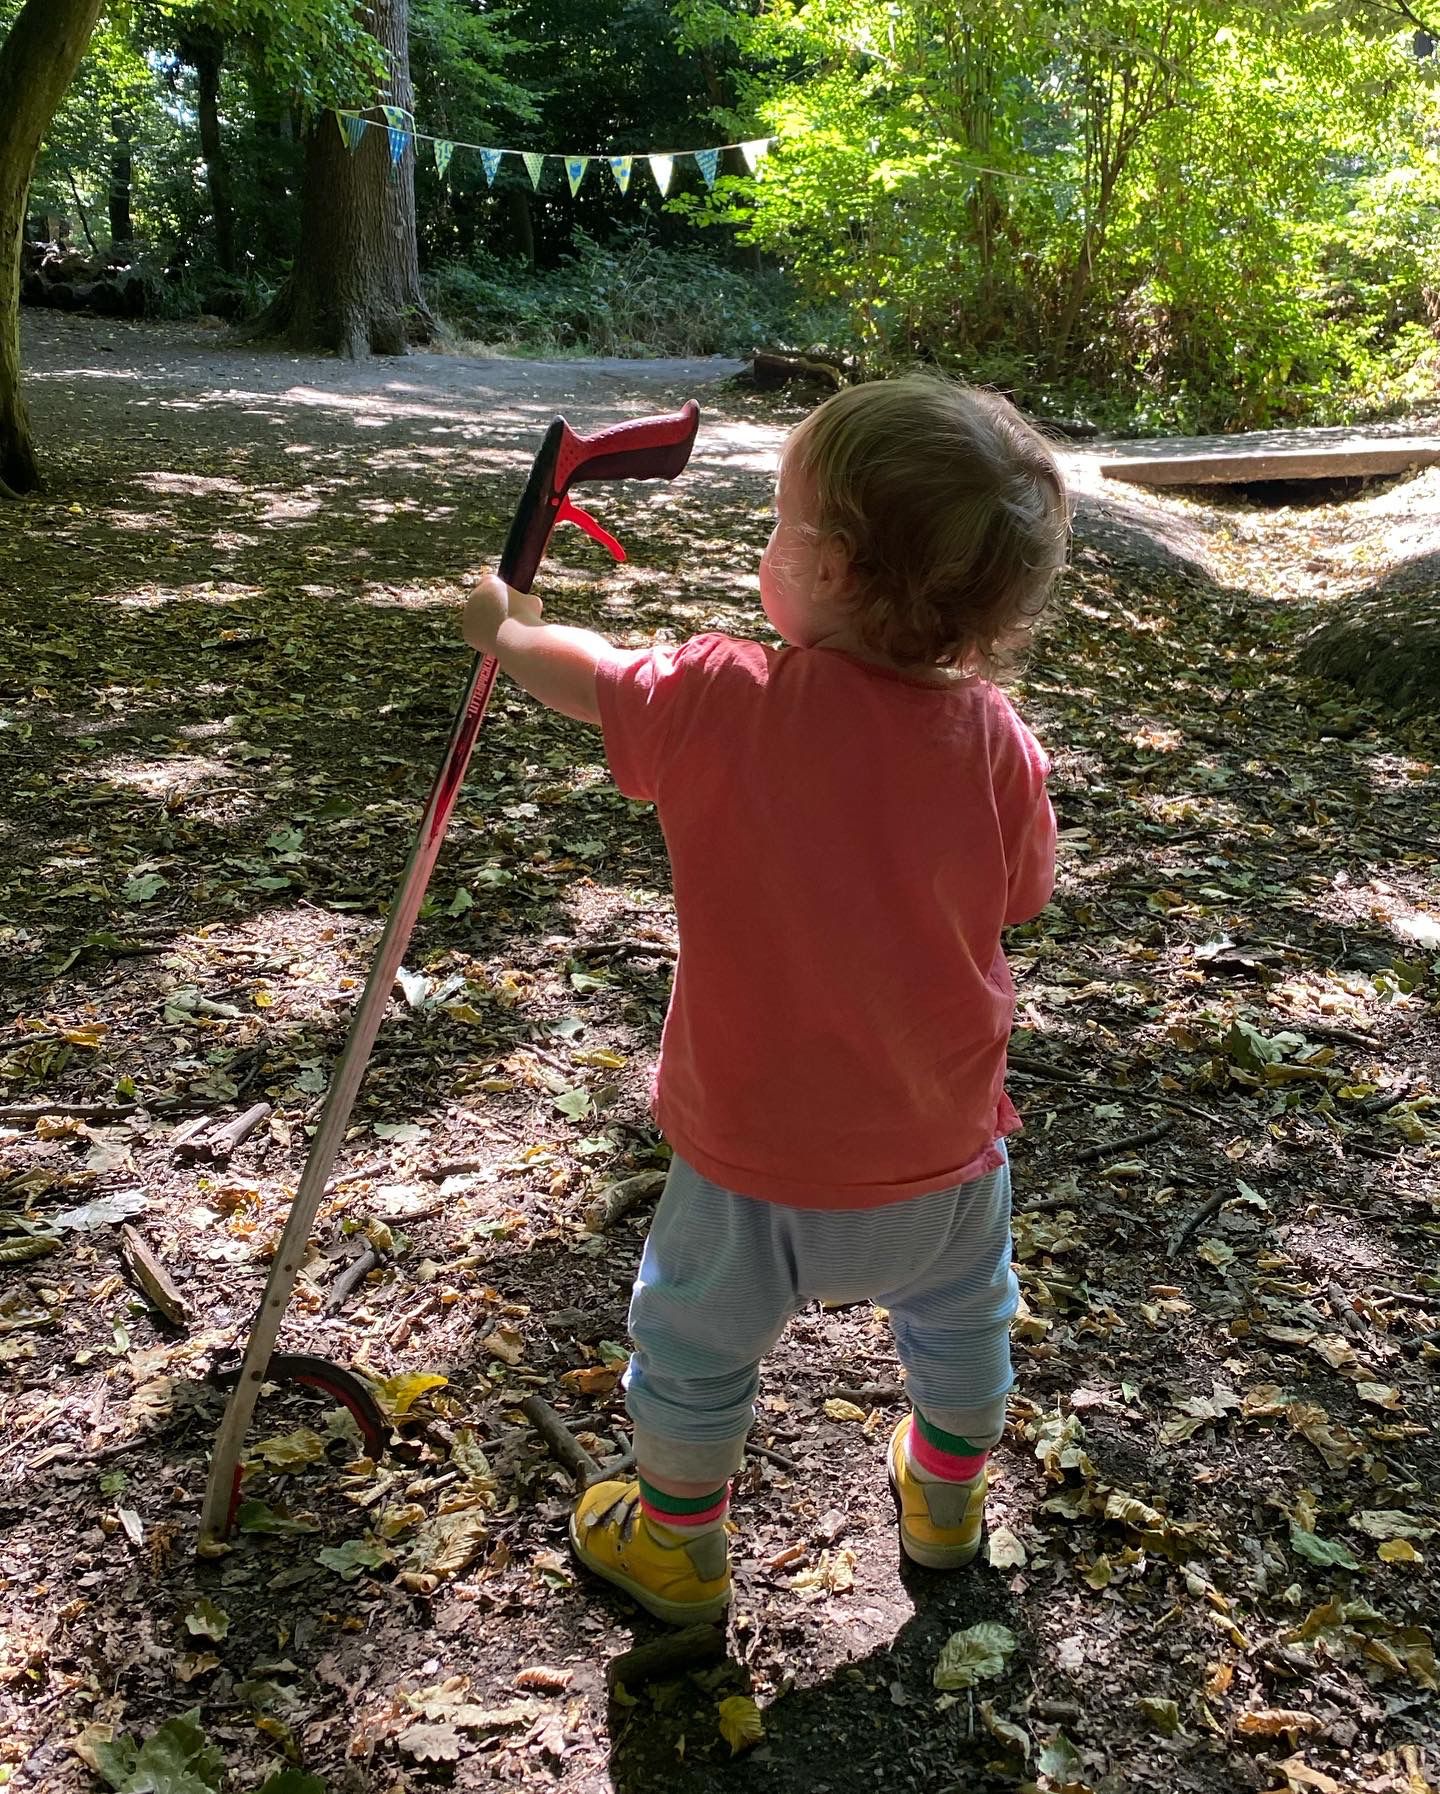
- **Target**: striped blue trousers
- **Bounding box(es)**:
[625,1147,1018,1483]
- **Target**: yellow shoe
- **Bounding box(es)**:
[569,1480,731,1625]
[888,1418,986,1569]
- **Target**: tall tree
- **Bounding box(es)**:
[264,0,433,356]
[0,0,103,495]
[176,20,237,272]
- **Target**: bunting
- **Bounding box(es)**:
[382,105,410,169]
[326,109,779,203]
[336,110,368,153]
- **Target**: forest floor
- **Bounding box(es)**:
[1,313,1438,1794]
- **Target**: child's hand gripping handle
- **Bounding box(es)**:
[499,399,700,591]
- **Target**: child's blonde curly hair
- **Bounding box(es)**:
[787,373,1070,676]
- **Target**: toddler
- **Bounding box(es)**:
[462,374,1067,1625]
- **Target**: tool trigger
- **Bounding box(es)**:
[555,494,627,563]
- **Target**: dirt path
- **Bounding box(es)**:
[1,316,1437,1794]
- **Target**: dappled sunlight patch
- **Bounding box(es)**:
[1326,875,1440,959]
[136,470,248,500]
[1360,752,1436,796]
[82,753,237,802]
[1267,971,1394,1030]
[105,582,260,611]
[696,416,785,473]
[278,383,558,433]
[254,490,322,523]
[1126,723,1185,753]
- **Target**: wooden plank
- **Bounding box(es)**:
[1097,435,1440,488]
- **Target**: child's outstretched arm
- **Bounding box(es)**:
[462,574,642,727]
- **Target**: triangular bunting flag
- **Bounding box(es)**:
[740,138,770,172]
[648,153,674,195]
[480,147,503,186]
[607,155,633,194]
[382,104,409,169]
[337,111,367,153]
[565,155,590,197]
[434,139,455,179]
[523,150,545,190]
[693,147,719,188]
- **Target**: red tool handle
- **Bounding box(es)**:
[500,400,699,592]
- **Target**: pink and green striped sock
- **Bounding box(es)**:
[638,1476,730,1537]
[906,1411,988,1484]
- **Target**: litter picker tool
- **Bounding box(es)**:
[199,400,701,1548]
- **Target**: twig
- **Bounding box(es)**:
[180,1101,271,1162]
[521,1393,599,1488]
[584,1169,667,1233]
[1167,1190,1228,1258]
[388,1290,441,1349]
[327,1157,393,1190]
[1290,1021,1380,1051]
[606,1625,725,1694]
[325,1246,383,1314]
[1366,1286,1436,1309]
[1007,1059,1224,1126]
[1073,1120,1174,1165]
[1360,1084,1414,1119]
[0,1101,139,1122]
[1019,1194,1081,1215]
[573,939,678,963]
[1007,1052,1088,1085]
[599,1444,637,1478]
[832,1384,905,1405]
[748,1440,801,1473]
[169,1114,213,1153]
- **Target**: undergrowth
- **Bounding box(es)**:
[427,229,842,360]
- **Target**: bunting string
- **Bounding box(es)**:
[332,106,774,198]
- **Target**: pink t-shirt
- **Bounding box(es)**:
[596,634,1056,1209]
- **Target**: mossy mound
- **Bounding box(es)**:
[1299,549,1440,718]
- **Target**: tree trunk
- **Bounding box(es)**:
[265,0,433,357]
[191,37,236,276]
[249,88,300,265]
[505,186,535,269]
[0,0,104,495]
[108,111,133,248]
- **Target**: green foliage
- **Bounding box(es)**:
[429,228,830,356]
[686,0,1440,428]
[92,1709,224,1794]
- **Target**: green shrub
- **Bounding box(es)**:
[428,229,843,359]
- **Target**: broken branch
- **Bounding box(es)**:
[119,1226,190,1329]
[606,1624,725,1694]
[584,1169,667,1232]
[1167,1189,1228,1258]
[521,1393,598,1488]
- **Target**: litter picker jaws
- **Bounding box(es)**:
[198,400,701,1549]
